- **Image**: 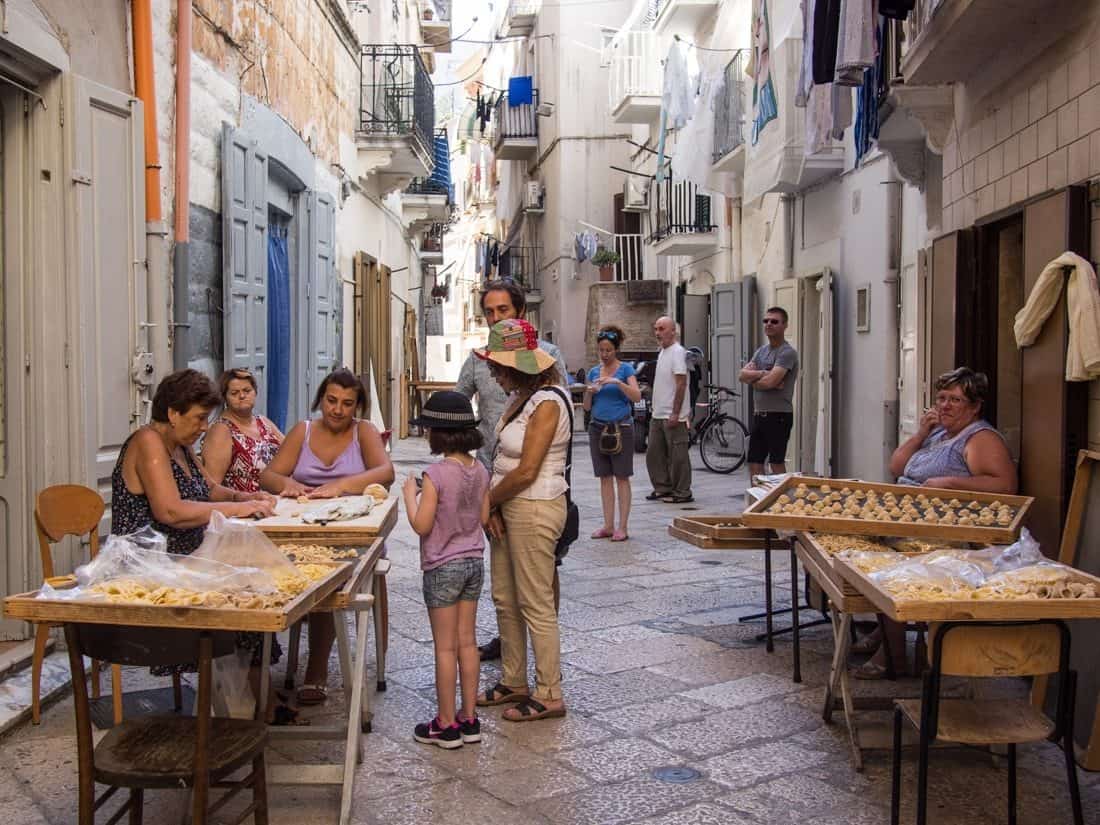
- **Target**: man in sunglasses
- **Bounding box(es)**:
[455,278,567,660]
[739,307,799,477]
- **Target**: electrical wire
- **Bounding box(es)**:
[672,33,745,54]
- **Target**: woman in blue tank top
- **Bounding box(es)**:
[856,368,1017,680]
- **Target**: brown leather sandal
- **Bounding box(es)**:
[503,696,567,722]
[476,681,529,707]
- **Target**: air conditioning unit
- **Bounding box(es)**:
[524,181,544,211]
[622,179,648,212]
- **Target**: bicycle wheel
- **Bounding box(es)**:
[699,415,749,474]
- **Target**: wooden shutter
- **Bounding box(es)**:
[1019,187,1089,554]
[221,124,268,403]
[71,76,147,541]
[306,190,338,399]
[928,228,975,382]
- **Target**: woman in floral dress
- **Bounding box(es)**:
[203,368,285,492]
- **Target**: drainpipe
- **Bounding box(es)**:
[131,0,171,380]
[172,0,193,370]
[730,196,743,281]
[882,166,904,475]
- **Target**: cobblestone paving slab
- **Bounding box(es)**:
[532,775,729,825]
[563,634,725,674]
[632,801,760,825]
[477,762,594,805]
[357,779,553,825]
[554,736,687,783]
[592,695,714,733]
[646,698,824,759]
[701,740,831,790]
[487,708,616,753]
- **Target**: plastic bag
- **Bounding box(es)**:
[193,512,297,577]
[37,526,278,601]
[212,648,255,719]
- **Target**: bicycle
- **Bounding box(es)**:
[688,384,749,474]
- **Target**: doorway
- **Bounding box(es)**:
[354,253,393,428]
[0,89,28,639]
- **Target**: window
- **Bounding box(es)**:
[856,284,871,333]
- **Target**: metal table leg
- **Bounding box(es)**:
[791,543,801,683]
[764,533,774,652]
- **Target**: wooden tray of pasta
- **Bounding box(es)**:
[669,516,788,550]
[832,557,1100,622]
[740,476,1032,544]
[3,563,352,633]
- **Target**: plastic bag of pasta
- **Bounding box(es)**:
[192,512,297,577]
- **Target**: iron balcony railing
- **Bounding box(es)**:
[493,89,540,141]
[901,0,945,63]
[406,177,451,197]
[712,51,746,163]
[651,178,715,242]
[422,223,444,254]
[501,245,542,292]
[359,44,435,166]
[614,234,645,281]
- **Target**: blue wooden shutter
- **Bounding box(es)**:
[306,190,339,396]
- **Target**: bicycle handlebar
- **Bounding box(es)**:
[702,384,741,398]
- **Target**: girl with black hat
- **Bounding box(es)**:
[403,391,491,749]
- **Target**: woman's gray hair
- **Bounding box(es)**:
[934,367,989,404]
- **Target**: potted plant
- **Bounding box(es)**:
[591,247,620,282]
[422,5,434,21]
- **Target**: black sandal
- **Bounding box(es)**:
[271,704,311,726]
[476,682,529,707]
[503,696,567,722]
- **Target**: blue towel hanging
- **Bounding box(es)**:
[508,76,534,106]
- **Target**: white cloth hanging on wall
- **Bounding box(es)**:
[672,69,724,189]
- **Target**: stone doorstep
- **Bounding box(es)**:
[0,637,52,680]
[0,647,78,737]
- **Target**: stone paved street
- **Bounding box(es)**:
[3,435,1099,824]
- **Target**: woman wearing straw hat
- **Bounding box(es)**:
[474,319,570,722]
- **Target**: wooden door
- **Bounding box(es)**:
[0,90,28,638]
[360,260,392,429]
[70,76,148,545]
[928,228,975,382]
[772,277,801,469]
[1019,187,1089,554]
[897,248,927,444]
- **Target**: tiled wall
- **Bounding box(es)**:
[938,34,1100,451]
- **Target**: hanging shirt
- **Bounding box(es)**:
[750,0,779,145]
[575,233,588,263]
[835,0,875,85]
[508,76,534,106]
[813,0,842,85]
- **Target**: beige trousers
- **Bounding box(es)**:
[491,495,567,701]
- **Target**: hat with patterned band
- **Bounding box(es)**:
[474,319,557,375]
[409,390,480,430]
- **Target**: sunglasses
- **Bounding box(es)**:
[597,332,619,342]
[762,318,783,325]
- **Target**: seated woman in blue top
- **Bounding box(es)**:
[583,325,642,541]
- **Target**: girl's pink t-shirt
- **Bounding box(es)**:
[420,458,489,571]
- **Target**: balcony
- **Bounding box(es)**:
[493,90,539,161]
[613,233,645,281]
[356,45,435,185]
[741,36,845,203]
[503,0,540,38]
[421,223,445,265]
[419,1,452,53]
[711,51,746,174]
[652,0,720,37]
[402,129,452,228]
[608,30,662,125]
[899,0,1081,86]
[650,178,718,257]
[502,245,542,297]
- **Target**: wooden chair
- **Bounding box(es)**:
[33,485,122,725]
[64,624,268,825]
[891,620,1083,825]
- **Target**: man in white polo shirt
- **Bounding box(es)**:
[645,316,693,503]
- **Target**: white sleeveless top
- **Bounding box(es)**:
[491,388,571,500]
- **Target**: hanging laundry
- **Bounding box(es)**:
[584,232,599,262]
[805,82,833,155]
[508,76,534,107]
[796,0,815,108]
[812,0,842,85]
[853,21,883,165]
[880,0,915,20]
[749,0,778,146]
[1015,252,1100,381]
[831,83,853,141]
[474,238,484,274]
[674,69,724,189]
[834,0,875,86]
[574,233,588,263]
[490,241,500,268]
[656,41,694,183]
[499,248,512,278]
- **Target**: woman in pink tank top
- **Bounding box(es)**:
[261,368,395,704]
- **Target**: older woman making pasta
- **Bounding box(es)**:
[260,368,395,705]
[474,320,571,722]
[202,368,284,492]
[854,367,1017,678]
